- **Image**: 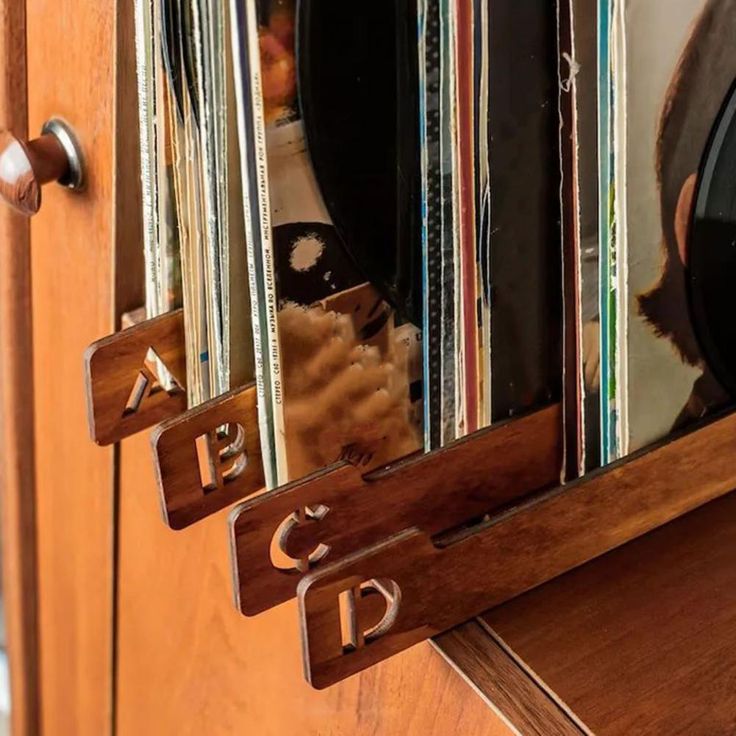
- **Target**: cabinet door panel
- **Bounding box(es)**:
[117,434,509,735]
[26,0,120,733]
[0,1,38,734]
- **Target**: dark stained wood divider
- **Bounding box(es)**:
[230,403,562,615]
[299,408,736,688]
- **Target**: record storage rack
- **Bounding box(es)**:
[84,307,736,689]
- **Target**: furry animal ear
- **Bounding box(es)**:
[675,173,697,266]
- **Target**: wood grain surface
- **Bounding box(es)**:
[0,1,40,733]
[152,384,263,529]
[231,403,562,615]
[557,0,582,481]
[436,623,584,735]
[299,408,736,688]
[26,0,120,731]
[117,430,508,736]
[483,489,736,736]
[85,309,187,445]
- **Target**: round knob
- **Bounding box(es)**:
[0,118,84,216]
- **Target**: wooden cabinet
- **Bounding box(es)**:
[4,2,511,733]
[2,1,736,734]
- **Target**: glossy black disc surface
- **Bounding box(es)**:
[296,0,421,324]
[689,81,736,396]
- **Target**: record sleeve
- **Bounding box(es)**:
[597,0,617,463]
[486,1,562,422]
[134,0,183,320]
[297,0,422,326]
[563,0,602,473]
[613,0,736,455]
[190,0,231,399]
[231,0,422,485]
[455,0,480,435]
[438,0,461,444]
[229,0,280,485]
[161,0,255,409]
[417,0,443,449]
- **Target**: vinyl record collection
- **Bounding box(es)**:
[134,0,736,490]
[569,0,736,471]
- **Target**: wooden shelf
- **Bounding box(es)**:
[439,489,736,735]
[298,408,736,688]
[83,290,736,704]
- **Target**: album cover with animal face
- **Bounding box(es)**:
[615,0,736,454]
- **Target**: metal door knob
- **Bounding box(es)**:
[0,118,84,216]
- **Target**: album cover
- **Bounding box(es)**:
[190,0,231,399]
[297,1,423,324]
[225,24,256,393]
[474,0,492,433]
[614,0,735,454]
[165,50,212,408]
[134,0,183,320]
[232,0,422,484]
[486,1,562,422]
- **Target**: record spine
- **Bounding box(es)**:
[418,0,430,447]
[418,0,445,450]
[612,0,629,459]
[228,0,280,488]
[558,0,584,479]
[475,0,491,431]
[192,0,227,401]
[439,0,459,445]
[455,0,480,436]
[134,0,162,319]
[597,0,617,464]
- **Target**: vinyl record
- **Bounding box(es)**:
[688,80,736,396]
[296,0,422,324]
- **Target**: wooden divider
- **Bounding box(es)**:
[299,408,736,688]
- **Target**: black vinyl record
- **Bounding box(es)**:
[688,80,736,396]
[296,0,422,324]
